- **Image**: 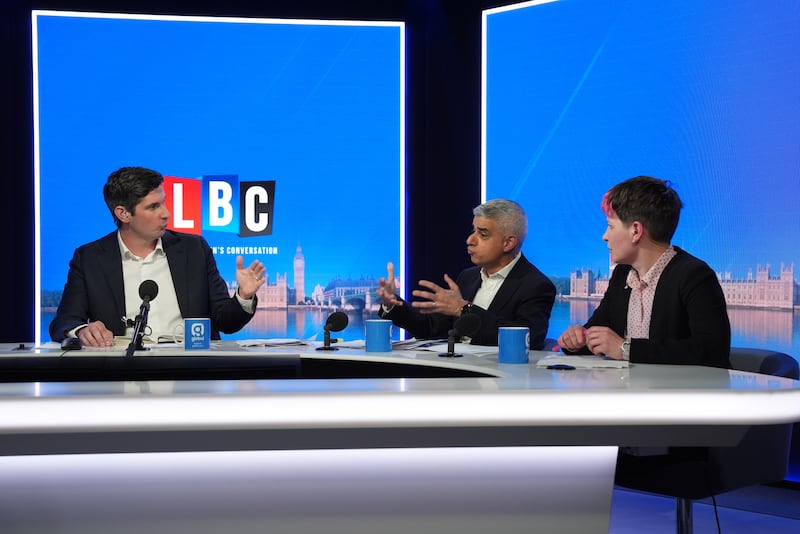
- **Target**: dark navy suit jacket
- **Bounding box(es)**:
[565,247,730,368]
[380,254,556,348]
[49,230,255,341]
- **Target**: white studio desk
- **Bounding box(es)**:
[1,341,799,534]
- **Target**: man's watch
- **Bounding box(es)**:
[620,340,631,361]
[461,302,476,315]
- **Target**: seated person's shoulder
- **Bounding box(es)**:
[74,231,118,254]
[670,248,715,274]
[164,230,209,248]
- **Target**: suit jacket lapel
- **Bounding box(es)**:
[487,256,529,312]
[461,269,482,301]
[163,232,189,314]
[489,275,522,312]
[97,232,126,324]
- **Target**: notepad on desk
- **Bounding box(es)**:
[237,338,314,348]
[536,353,629,369]
[391,338,441,350]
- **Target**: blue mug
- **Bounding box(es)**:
[498,326,529,363]
[365,319,392,352]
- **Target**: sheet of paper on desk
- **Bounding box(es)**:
[39,338,163,350]
[536,353,629,369]
[237,338,314,348]
[391,338,440,350]
[330,339,365,349]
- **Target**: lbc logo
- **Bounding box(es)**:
[164,174,275,237]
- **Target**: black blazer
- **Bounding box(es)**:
[49,230,255,341]
[567,247,731,368]
[380,254,556,348]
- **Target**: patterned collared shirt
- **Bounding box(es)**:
[625,246,677,340]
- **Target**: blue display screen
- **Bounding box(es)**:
[34,11,405,343]
[484,0,800,481]
[484,0,800,356]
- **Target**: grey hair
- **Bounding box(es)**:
[473,199,528,247]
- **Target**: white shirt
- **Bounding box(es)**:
[67,232,255,340]
[118,233,184,342]
[471,252,522,310]
[461,253,521,343]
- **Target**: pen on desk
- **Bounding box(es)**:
[546,364,576,370]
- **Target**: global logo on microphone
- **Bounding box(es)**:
[164,174,275,238]
[184,318,211,350]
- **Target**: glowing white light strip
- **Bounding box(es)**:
[31,13,42,345]
[399,24,408,329]
[0,446,615,482]
[480,10,488,203]
[0,446,617,531]
[31,10,405,344]
[3,389,800,433]
[480,0,559,202]
[483,0,559,17]
[31,10,405,28]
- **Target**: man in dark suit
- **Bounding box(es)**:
[377,199,556,348]
[49,166,266,346]
[557,176,730,368]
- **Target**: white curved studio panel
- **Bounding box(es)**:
[0,447,616,534]
[2,344,799,532]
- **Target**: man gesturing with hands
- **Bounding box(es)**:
[377,199,555,348]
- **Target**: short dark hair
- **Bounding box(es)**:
[601,176,682,244]
[103,166,164,227]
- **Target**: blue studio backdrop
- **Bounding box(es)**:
[34,11,405,344]
[483,0,800,482]
[484,0,800,360]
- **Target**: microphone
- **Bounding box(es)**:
[439,312,482,358]
[125,280,159,357]
[316,311,349,351]
[139,279,159,302]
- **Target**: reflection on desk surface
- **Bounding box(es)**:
[0,342,798,396]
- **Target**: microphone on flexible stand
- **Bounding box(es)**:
[439,312,482,358]
[316,311,349,351]
[125,280,159,358]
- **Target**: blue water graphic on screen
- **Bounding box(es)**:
[35,13,404,343]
